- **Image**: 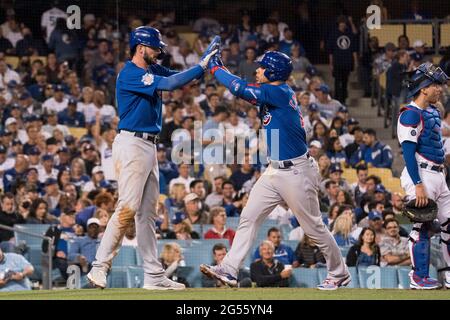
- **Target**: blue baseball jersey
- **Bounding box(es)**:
[116,61,167,134]
[257,83,307,160]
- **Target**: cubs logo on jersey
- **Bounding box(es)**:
[262,112,272,126]
[141,73,154,86]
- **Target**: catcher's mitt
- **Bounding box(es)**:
[402,199,438,223]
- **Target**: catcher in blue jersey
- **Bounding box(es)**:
[87,26,219,290]
[200,50,350,290]
[398,62,450,289]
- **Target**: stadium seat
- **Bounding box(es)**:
[406,24,433,47]
[339,246,351,259]
[227,217,240,230]
[318,266,359,288]
[440,24,450,47]
[5,56,19,69]
[112,246,137,267]
[290,268,319,288]
[126,266,144,288]
[283,240,299,253]
[14,224,51,248]
[369,24,403,46]
[358,266,399,289]
[341,168,357,184]
[27,247,43,280]
[68,127,88,139]
[108,267,128,288]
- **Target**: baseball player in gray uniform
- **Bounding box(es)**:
[87,27,219,290]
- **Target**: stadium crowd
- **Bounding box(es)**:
[0,1,449,290]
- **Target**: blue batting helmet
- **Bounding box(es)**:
[406,62,449,98]
[255,51,293,82]
[129,26,167,57]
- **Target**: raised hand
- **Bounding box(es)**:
[199,36,221,70]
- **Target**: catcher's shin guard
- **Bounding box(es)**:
[440,218,450,268]
[409,222,431,278]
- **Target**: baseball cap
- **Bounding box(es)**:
[309,140,322,149]
[92,166,103,174]
[44,178,57,186]
[11,139,21,146]
[7,80,18,88]
[87,217,101,227]
[317,84,330,94]
[338,105,348,113]
[19,92,31,100]
[57,146,69,154]
[374,184,386,194]
[347,118,359,126]
[410,52,423,62]
[27,146,41,156]
[306,65,318,76]
[368,211,383,221]
[0,130,11,137]
[0,145,6,154]
[184,193,199,204]
[157,143,166,151]
[54,84,64,92]
[10,103,20,110]
[413,39,426,48]
[68,98,77,105]
[308,103,319,112]
[83,144,96,152]
[171,212,186,225]
[64,135,76,144]
[46,137,57,145]
[5,117,17,126]
[329,163,343,173]
[42,153,54,162]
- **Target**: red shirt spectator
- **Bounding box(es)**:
[204,207,235,245]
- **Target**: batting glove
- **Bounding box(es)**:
[199,36,221,70]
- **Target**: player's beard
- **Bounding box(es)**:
[143,51,157,65]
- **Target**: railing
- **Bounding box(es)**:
[0,224,53,290]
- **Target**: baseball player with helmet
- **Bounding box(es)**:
[397,62,450,289]
[200,51,350,290]
[87,26,219,290]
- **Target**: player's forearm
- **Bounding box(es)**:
[156,65,203,91]
[213,68,260,103]
[212,67,241,90]
[401,141,421,184]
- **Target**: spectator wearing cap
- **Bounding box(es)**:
[164,212,200,240]
[43,84,68,114]
[308,140,322,159]
[18,91,43,118]
[178,193,209,225]
[374,42,396,75]
[26,68,48,103]
[157,143,178,187]
[204,207,236,245]
[68,217,102,274]
[303,103,328,140]
[57,98,85,128]
[26,198,58,224]
[42,177,64,213]
[358,205,385,242]
[326,137,347,165]
[0,144,14,183]
[3,154,28,193]
[82,166,110,195]
[160,103,184,147]
[4,117,19,140]
[326,15,358,104]
[379,218,410,267]
[314,84,342,120]
[38,154,58,184]
[238,47,258,82]
[42,109,70,138]
[80,143,99,176]
[336,105,349,124]
[351,128,393,169]
[55,146,71,171]
[321,163,351,193]
[339,118,359,148]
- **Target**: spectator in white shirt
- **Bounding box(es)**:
[42,110,70,137]
[2,17,22,48]
[171,40,200,70]
[77,86,94,114]
[84,90,116,124]
[38,154,59,183]
[0,59,20,89]
[169,163,195,194]
[43,84,68,113]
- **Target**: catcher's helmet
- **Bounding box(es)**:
[406,62,449,98]
[402,198,438,223]
[129,26,167,57]
[255,51,293,82]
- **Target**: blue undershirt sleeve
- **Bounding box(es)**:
[401,141,421,185]
[156,65,203,91]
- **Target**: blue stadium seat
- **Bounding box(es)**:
[27,247,43,280]
[290,268,319,288]
[14,224,51,248]
[283,240,299,252]
[318,266,359,288]
[227,217,240,230]
[177,266,200,288]
[108,267,128,288]
[112,246,137,267]
[339,246,351,259]
[358,266,399,289]
[126,266,144,288]
[279,224,293,240]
